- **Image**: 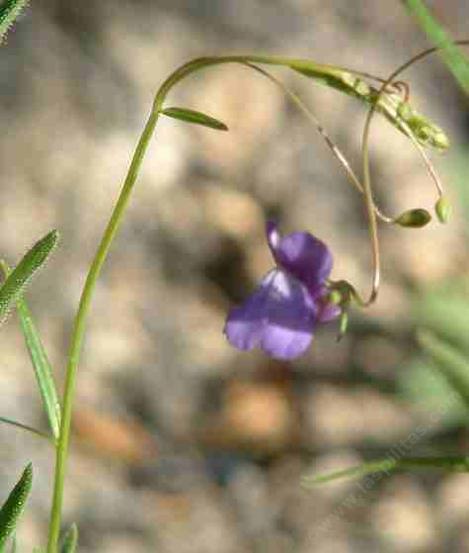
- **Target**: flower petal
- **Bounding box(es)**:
[266,221,333,293]
[224,269,317,360]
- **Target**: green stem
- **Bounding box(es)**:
[46,107,160,551]
[243,62,392,223]
[44,50,441,549]
[45,52,335,553]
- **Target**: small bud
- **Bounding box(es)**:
[337,311,349,342]
[435,196,451,224]
[394,208,431,228]
[328,289,342,305]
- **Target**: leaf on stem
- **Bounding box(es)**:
[60,524,78,553]
[0,464,33,550]
[405,0,469,95]
[0,230,59,326]
[15,295,61,441]
[0,415,51,441]
[0,0,30,44]
[161,107,228,131]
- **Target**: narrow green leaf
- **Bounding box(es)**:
[302,456,469,487]
[405,0,469,95]
[0,260,61,441]
[0,464,32,550]
[0,230,59,326]
[16,295,61,440]
[0,0,30,44]
[161,107,228,131]
[417,329,469,410]
[0,415,51,441]
[0,265,61,442]
[60,523,78,553]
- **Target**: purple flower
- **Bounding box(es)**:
[224,221,340,360]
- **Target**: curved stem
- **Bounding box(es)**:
[360,114,381,305]
[45,44,469,548]
[46,52,376,552]
[46,107,160,551]
[359,40,469,305]
[243,62,393,223]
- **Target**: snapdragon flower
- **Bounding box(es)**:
[224,221,340,360]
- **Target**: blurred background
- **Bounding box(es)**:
[1,1,469,551]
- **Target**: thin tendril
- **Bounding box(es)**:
[398,116,444,197]
[362,40,469,209]
[359,41,469,304]
[242,62,393,223]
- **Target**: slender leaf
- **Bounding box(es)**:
[0,230,59,326]
[16,296,61,440]
[0,415,51,441]
[302,456,469,486]
[0,0,30,44]
[405,0,469,95]
[60,523,78,553]
[161,107,228,131]
[0,259,61,440]
[0,464,32,551]
[417,329,469,410]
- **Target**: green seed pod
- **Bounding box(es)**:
[435,196,452,224]
[394,208,432,228]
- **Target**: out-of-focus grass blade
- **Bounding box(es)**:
[405,0,469,95]
[412,282,469,355]
[0,230,59,326]
[398,359,467,427]
[9,536,15,553]
[302,456,469,486]
[161,107,228,131]
[417,329,469,410]
[0,260,61,441]
[0,0,30,44]
[0,464,32,552]
[60,523,78,553]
